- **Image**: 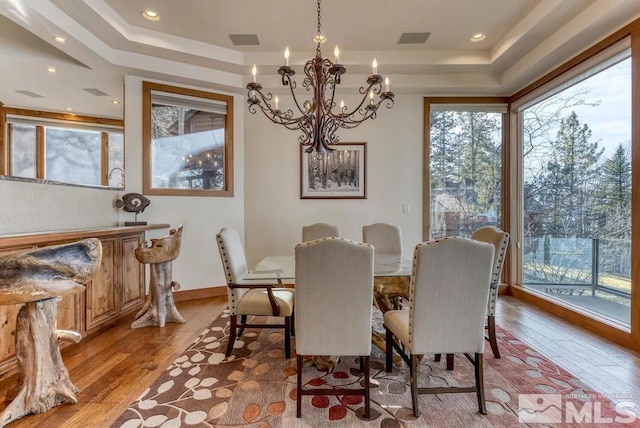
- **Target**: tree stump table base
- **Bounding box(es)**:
[0,239,101,427]
[132,226,185,329]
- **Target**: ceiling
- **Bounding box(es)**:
[1,0,639,119]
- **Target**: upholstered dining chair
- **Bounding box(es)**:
[363,222,403,311]
[302,223,340,242]
[472,226,510,358]
[439,226,510,370]
[216,227,295,359]
[295,237,374,419]
[384,237,495,417]
[362,222,402,255]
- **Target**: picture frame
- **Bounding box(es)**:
[300,142,367,199]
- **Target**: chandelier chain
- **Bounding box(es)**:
[316,0,322,57]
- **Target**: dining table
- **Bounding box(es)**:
[244,254,413,354]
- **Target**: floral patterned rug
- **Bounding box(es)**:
[113,310,628,427]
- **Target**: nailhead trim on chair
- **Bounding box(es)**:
[296,236,373,248]
[217,231,239,314]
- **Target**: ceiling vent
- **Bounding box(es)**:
[398,32,430,44]
[84,88,108,96]
[229,34,260,46]
[15,90,44,98]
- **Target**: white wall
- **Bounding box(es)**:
[244,94,424,267]
[123,76,244,291]
[0,178,119,234]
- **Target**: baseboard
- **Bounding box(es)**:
[174,286,227,302]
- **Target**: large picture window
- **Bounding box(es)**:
[425,101,507,240]
[3,109,124,188]
[142,82,234,197]
[518,46,632,326]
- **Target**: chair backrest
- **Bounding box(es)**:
[216,227,249,315]
[471,226,509,287]
[362,223,402,255]
[295,238,374,356]
[302,223,340,242]
[409,237,494,355]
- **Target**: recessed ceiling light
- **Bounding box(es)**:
[470,33,486,42]
[112,100,120,105]
[142,10,159,21]
[65,107,73,111]
[54,36,65,43]
[47,67,56,73]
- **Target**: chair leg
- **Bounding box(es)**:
[225,315,237,358]
[237,315,247,337]
[385,327,393,372]
[290,308,295,337]
[411,354,420,417]
[475,353,487,415]
[364,355,371,419]
[296,354,303,418]
[284,317,291,359]
[487,315,500,358]
[434,353,441,362]
[446,353,454,370]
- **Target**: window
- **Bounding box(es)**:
[143,82,234,196]
[426,101,506,240]
[518,47,631,326]
[2,109,124,188]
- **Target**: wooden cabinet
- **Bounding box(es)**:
[0,224,168,378]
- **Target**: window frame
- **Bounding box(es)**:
[142,81,234,197]
[0,105,124,188]
[423,97,510,239]
[507,21,640,348]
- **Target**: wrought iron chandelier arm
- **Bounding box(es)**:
[281,73,309,117]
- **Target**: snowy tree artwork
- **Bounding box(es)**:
[300,143,367,199]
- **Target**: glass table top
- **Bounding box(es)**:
[244,255,412,281]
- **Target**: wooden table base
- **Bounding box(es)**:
[0,299,81,427]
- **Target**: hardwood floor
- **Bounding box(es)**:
[0,297,227,428]
[0,295,638,427]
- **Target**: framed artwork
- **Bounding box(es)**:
[300,142,367,199]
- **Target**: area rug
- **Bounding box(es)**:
[113,310,628,427]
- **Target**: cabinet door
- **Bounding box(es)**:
[57,294,82,334]
[85,237,118,332]
[120,233,145,313]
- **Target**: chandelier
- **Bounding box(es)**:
[246,0,395,155]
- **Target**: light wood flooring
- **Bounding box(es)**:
[0,295,638,427]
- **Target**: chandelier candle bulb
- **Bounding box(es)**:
[275,96,279,110]
[284,47,290,66]
[385,76,390,92]
[334,46,340,64]
[252,64,257,83]
[372,58,378,75]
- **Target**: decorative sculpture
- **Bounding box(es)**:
[116,193,150,226]
[0,239,102,427]
[131,225,185,328]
